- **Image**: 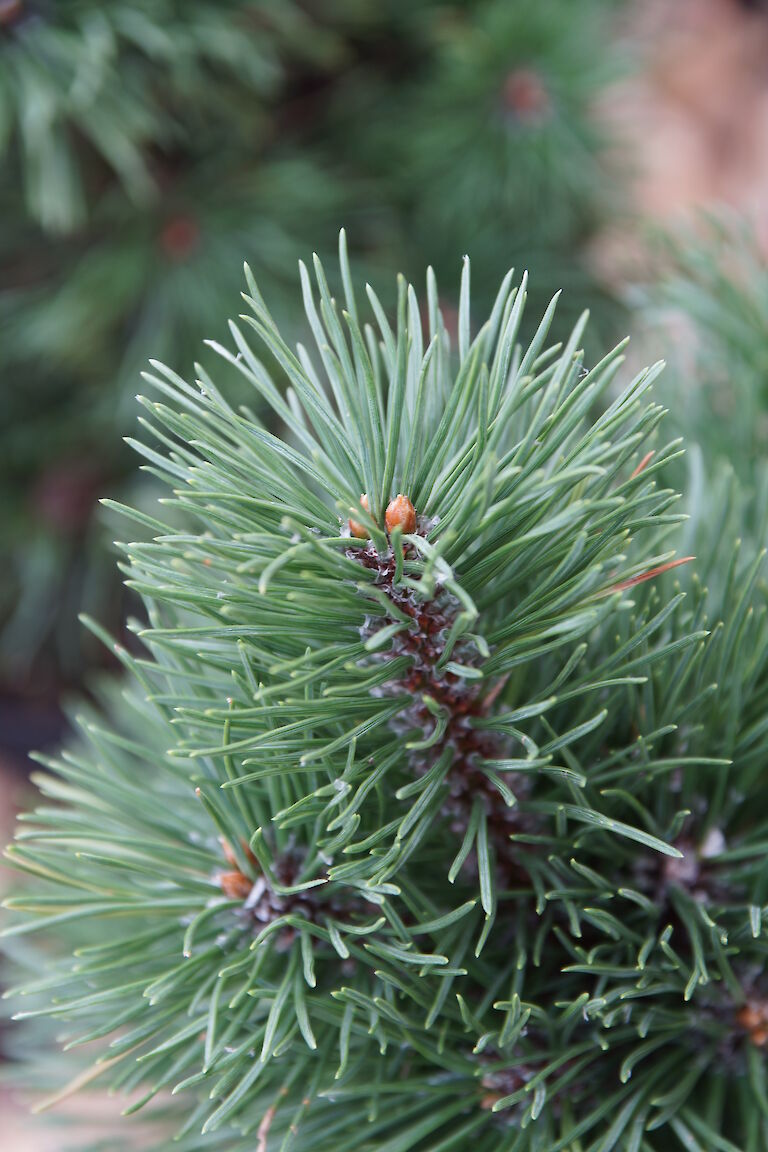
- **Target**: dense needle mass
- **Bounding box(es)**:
[4,238,768,1151]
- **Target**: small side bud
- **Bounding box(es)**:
[348,494,370,539]
[385,494,416,535]
[738,1005,762,1031]
[220,871,253,900]
[220,836,258,870]
[738,1001,768,1046]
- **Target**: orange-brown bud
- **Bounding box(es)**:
[348,494,370,539]
[738,1005,763,1031]
[385,494,416,535]
[219,870,253,900]
[737,1001,768,1046]
[221,837,258,870]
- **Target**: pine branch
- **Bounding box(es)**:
[4,240,768,1150]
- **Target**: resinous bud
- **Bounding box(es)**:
[385,494,416,535]
[348,494,370,539]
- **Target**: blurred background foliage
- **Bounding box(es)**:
[652,216,768,472]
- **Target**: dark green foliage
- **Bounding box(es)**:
[0,0,348,232]
[331,0,625,337]
[6,247,768,1150]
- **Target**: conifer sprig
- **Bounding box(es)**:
[5,240,768,1150]
[118,235,691,911]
